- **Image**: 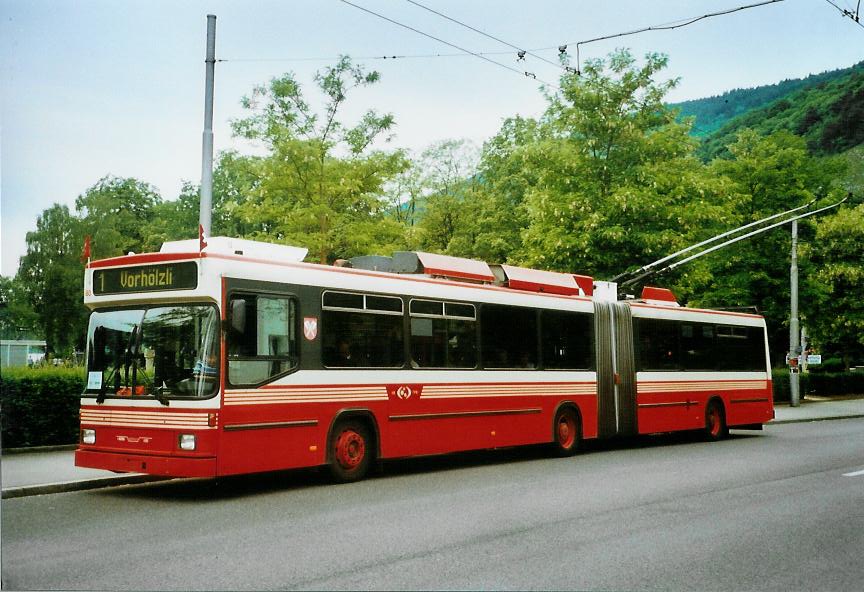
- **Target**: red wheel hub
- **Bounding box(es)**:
[708,408,721,437]
[335,429,366,470]
[558,415,576,449]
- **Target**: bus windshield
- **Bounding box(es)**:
[85,305,219,400]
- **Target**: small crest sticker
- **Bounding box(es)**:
[387,384,422,401]
[303,317,318,341]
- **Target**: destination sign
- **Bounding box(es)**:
[93,262,198,295]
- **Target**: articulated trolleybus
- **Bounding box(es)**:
[76,237,774,482]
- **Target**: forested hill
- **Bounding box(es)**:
[669,61,863,137]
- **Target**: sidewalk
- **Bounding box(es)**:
[772,395,864,424]
[1,448,169,499]
[3,396,863,499]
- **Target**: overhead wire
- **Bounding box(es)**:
[225,0,814,72]
[401,0,573,73]
[218,50,520,63]
[822,0,864,27]
[562,0,787,73]
[337,0,559,89]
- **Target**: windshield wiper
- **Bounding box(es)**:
[151,382,170,406]
[123,325,138,395]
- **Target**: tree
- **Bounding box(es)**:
[140,183,202,252]
[231,57,410,262]
[0,275,39,340]
[456,116,544,263]
[76,175,162,259]
[806,204,864,367]
[17,204,88,355]
[689,130,846,361]
[509,49,731,280]
[387,139,481,254]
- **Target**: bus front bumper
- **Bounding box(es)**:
[75,449,217,478]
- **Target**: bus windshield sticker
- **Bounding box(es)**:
[87,371,102,390]
[93,262,198,295]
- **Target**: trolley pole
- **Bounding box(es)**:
[199,14,217,237]
[789,219,801,407]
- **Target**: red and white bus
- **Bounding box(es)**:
[76,237,774,482]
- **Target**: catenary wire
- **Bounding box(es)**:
[402,0,572,72]
[224,0,800,67]
[337,0,559,89]
[822,0,864,27]
[562,0,787,72]
[218,50,520,63]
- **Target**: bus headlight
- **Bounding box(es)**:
[82,429,96,445]
[178,434,196,451]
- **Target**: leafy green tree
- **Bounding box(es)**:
[0,275,39,340]
[140,183,201,252]
[140,151,268,251]
[231,57,410,262]
[690,130,846,360]
[17,204,88,355]
[514,49,730,280]
[806,204,864,367]
[456,116,544,263]
[391,139,480,254]
[76,175,162,259]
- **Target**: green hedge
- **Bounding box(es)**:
[772,369,864,403]
[1,367,85,448]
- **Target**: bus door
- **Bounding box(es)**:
[593,301,637,439]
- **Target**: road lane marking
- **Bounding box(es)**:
[842,469,864,477]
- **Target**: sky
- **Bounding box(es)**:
[2,0,863,276]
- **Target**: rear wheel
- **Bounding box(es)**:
[704,400,728,441]
[551,407,581,457]
[329,420,373,483]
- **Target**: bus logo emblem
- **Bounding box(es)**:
[396,386,412,400]
[117,435,151,444]
[303,317,318,341]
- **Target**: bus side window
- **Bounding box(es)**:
[636,318,680,371]
[228,294,297,385]
[321,291,404,368]
[481,304,537,369]
[541,309,592,370]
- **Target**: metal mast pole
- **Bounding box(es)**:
[789,219,801,407]
[199,14,216,237]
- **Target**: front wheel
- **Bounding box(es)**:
[328,420,373,483]
[704,400,729,441]
[551,407,581,457]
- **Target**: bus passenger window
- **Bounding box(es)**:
[481,304,537,369]
[542,310,592,370]
[321,291,404,368]
[716,325,766,371]
[409,299,476,369]
[228,294,297,385]
[635,318,680,371]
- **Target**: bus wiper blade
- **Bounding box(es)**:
[152,382,170,406]
[129,325,140,397]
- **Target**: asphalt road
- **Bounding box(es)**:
[3,419,864,591]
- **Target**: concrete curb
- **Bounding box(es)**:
[1,475,172,499]
[770,414,864,425]
[2,444,78,455]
